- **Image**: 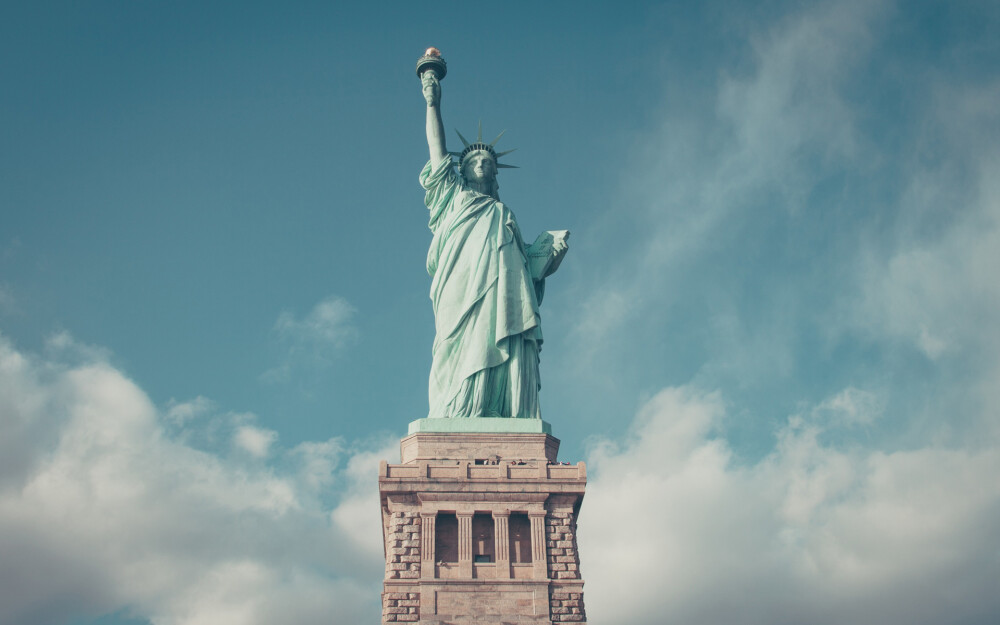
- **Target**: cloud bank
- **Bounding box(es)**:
[261,295,358,385]
[581,386,1000,625]
[0,333,387,625]
[3,327,997,625]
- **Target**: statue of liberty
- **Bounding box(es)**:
[417,49,568,421]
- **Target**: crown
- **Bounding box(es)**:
[449,121,518,169]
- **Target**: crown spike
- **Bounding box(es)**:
[455,124,518,170]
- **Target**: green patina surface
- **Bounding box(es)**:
[408,417,552,435]
[419,61,568,422]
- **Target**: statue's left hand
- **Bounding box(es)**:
[546,235,569,277]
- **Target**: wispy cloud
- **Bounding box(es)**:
[563,1,890,390]
[564,2,1000,622]
[165,395,215,426]
[274,297,358,348]
[555,0,1000,440]
[261,296,358,385]
[854,91,1000,362]
[809,386,882,427]
[0,284,17,316]
[585,1,882,311]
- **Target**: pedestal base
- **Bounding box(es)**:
[380,432,587,624]
[400,429,560,464]
[408,417,552,435]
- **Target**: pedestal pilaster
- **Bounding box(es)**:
[493,511,511,579]
[420,513,436,579]
[457,512,473,578]
[529,512,549,581]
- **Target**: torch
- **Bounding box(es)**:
[416,47,447,81]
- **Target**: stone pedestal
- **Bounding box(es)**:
[379,429,587,624]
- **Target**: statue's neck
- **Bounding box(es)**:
[466,178,498,200]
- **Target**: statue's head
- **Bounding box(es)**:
[452,125,517,198]
[460,150,497,184]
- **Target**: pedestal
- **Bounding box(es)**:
[379,425,588,624]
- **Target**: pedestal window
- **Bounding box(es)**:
[472,513,495,563]
[508,512,532,563]
[435,512,458,563]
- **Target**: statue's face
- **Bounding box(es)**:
[461,151,497,183]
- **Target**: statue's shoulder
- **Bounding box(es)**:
[421,157,459,189]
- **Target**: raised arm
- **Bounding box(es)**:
[422,72,448,167]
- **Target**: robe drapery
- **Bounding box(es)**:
[420,157,544,419]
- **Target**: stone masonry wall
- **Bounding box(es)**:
[546,511,586,622]
[383,511,421,622]
[382,591,420,623]
[550,590,585,623]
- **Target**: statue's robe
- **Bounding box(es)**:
[420,157,543,419]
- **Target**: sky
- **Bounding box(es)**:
[1,1,999,624]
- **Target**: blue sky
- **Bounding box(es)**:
[2,1,999,624]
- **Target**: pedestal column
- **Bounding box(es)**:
[457,512,473,578]
[529,512,548,580]
[420,512,436,579]
[493,511,511,579]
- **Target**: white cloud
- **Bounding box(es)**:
[0,332,383,625]
[233,425,279,458]
[290,438,345,493]
[330,440,398,565]
[44,330,113,364]
[581,385,1000,625]
[165,396,215,426]
[274,296,357,348]
[0,337,65,490]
